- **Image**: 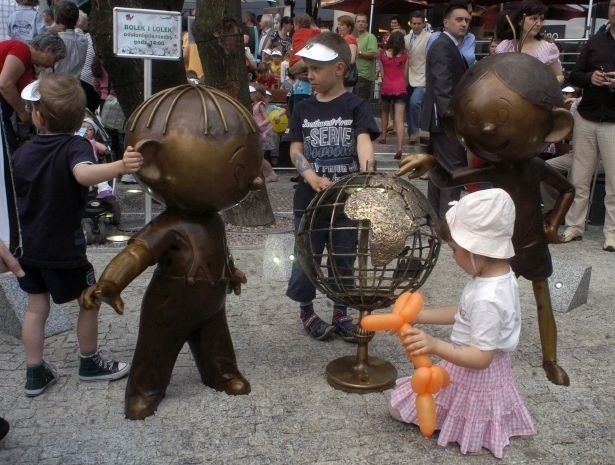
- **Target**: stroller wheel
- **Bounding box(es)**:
[96,221,107,244]
[109,199,121,226]
[82,218,95,245]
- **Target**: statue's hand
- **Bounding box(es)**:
[79,280,125,315]
[395,153,436,179]
[228,267,247,296]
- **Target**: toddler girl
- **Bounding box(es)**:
[389,188,535,458]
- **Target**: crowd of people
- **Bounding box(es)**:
[1,0,126,160]
[0,0,614,459]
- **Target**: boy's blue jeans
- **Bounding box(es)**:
[286,212,358,304]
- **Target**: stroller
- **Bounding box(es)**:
[79,109,121,244]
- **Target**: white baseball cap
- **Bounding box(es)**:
[21,80,41,102]
[561,86,575,93]
[296,42,338,62]
[445,188,516,259]
[249,85,256,93]
[271,49,282,57]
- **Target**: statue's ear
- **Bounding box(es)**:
[442,109,456,140]
[545,108,573,143]
[133,139,161,180]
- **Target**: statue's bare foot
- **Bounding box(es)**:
[214,373,251,395]
[125,392,164,420]
[543,360,570,386]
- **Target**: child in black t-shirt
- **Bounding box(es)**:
[286,32,380,342]
[12,73,143,397]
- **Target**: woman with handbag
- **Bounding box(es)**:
[337,15,358,91]
[379,31,408,159]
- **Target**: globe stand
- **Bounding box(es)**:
[326,310,397,393]
[297,174,440,394]
[327,221,397,393]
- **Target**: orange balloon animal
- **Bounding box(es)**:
[361,292,450,437]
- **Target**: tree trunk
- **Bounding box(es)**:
[89,0,186,118]
[194,0,275,227]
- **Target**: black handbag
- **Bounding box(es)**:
[343,62,358,87]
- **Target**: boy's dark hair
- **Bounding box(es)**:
[308,31,351,69]
[497,0,547,41]
[410,11,425,21]
[444,2,470,18]
[37,73,86,133]
[54,0,79,29]
[390,15,401,24]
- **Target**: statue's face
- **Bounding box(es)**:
[135,131,262,212]
[126,85,263,213]
[453,71,552,163]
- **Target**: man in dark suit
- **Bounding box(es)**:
[421,3,471,218]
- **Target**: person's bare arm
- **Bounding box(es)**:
[0,242,24,277]
[0,55,29,123]
[290,141,331,192]
[356,132,375,172]
[73,146,142,186]
[413,305,458,325]
[405,326,495,369]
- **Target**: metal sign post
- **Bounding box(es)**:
[113,7,182,224]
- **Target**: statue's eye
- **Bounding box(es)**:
[467,110,479,127]
[498,107,509,124]
[497,99,511,124]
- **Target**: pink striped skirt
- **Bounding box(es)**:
[389,351,536,459]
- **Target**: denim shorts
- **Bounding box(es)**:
[18,263,96,304]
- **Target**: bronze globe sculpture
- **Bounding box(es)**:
[296,172,440,392]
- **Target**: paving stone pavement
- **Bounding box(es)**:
[1,158,614,464]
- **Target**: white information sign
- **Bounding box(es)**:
[113,7,181,60]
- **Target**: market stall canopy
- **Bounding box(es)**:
[321,0,431,32]
[321,0,431,15]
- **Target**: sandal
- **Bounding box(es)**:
[333,316,357,343]
[394,150,402,160]
[302,314,335,341]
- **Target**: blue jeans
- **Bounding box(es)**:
[407,86,425,136]
[286,212,358,304]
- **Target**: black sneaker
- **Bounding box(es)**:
[24,361,57,397]
[302,314,336,341]
[79,350,130,381]
[0,417,9,440]
[333,316,358,343]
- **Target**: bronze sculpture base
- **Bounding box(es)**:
[326,355,397,393]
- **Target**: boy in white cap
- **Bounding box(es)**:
[285,31,380,342]
[389,188,536,458]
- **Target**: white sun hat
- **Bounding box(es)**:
[21,80,41,102]
[561,86,575,93]
[445,188,516,259]
[270,49,282,57]
[296,42,338,62]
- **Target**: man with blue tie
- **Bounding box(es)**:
[421,2,471,218]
